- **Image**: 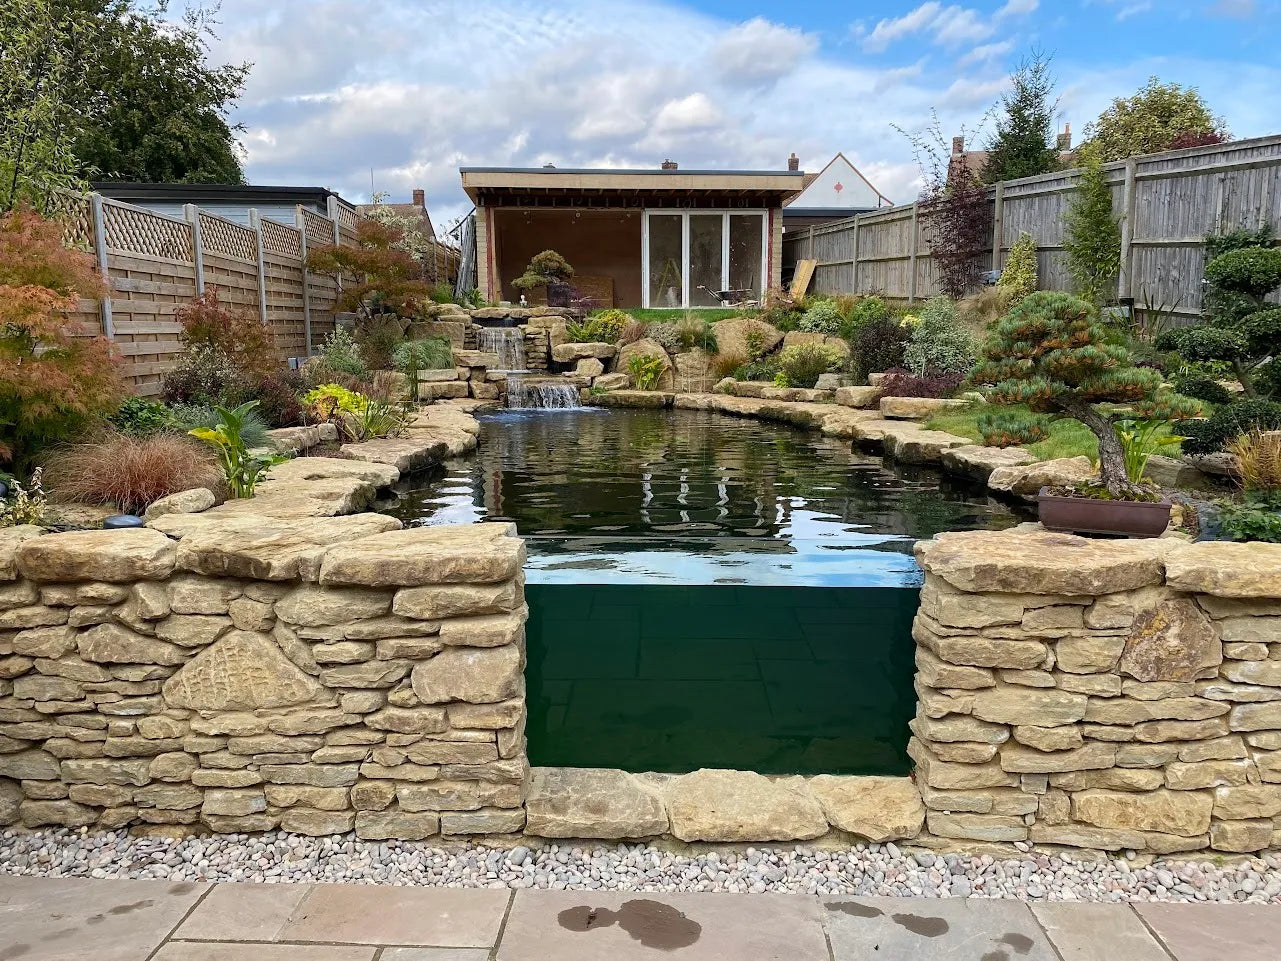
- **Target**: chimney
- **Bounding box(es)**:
[952,135,965,155]
[661,159,678,170]
[787,152,800,171]
[411,188,425,208]
[1057,123,1072,152]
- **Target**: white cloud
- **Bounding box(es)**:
[997,0,1040,17]
[653,93,724,133]
[861,0,1038,53]
[958,40,1016,67]
[711,18,817,85]
[1209,0,1256,16]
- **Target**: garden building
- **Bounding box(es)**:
[459,162,804,308]
[92,182,360,230]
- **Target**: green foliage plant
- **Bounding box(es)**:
[977,410,1050,448]
[319,326,368,379]
[982,53,1061,184]
[851,315,910,383]
[777,343,844,389]
[187,401,285,499]
[170,402,270,450]
[1181,398,1281,455]
[0,467,48,526]
[1214,501,1281,543]
[1064,145,1121,307]
[999,232,1039,303]
[1170,374,1232,406]
[1086,77,1226,163]
[674,315,718,353]
[392,337,452,400]
[973,291,1201,498]
[799,298,842,335]
[109,397,174,438]
[1115,418,1185,484]
[590,309,633,340]
[903,296,976,376]
[627,354,667,391]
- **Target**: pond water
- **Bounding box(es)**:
[388,409,1028,775]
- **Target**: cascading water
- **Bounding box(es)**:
[506,376,581,409]
[477,327,527,373]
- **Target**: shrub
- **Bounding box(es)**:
[735,356,780,382]
[301,382,405,441]
[777,343,843,389]
[845,296,891,335]
[799,299,843,335]
[319,326,367,379]
[109,398,174,438]
[175,290,279,381]
[428,282,456,304]
[1204,247,1281,299]
[978,410,1051,447]
[0,469,49,527]
[249,371,305,428]
[44,434,221,515]
[591,309,633,340]
[1214,501,1281,543]
[645,322,682,354]
[1171,374,1233,406]
[565,316,609,343]
[306,219,433,323]
[393,338,452,399]
[299,355,366,393]
[627,354,667,391]
[353,314,407,372]
[851,315,910,383]
[903,297,976,377]
[759,288,803,331]
[162,344,244,408]
[169,403,271,450]
[1064,145,1121,306]
[0,208,124,473]
[881,369,966,399]
[1180,399,1281,455]
[999,232,1038,302]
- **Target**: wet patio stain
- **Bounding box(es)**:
[829,901,885,918]
[891,913,950,937]
[998,932,1035,954]
[558,899,703,950]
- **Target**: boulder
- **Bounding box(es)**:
[883,427,970,465]
[552,342,616,363]
[988,456,1096,499]
[673,349,716,393]
[143,488,216,520]
[0,526,44,581]
[338,436,449,474]
[807,775,924,842]
[1165,541,1281,599]
[834,386,883,409]
[453,350,500,368]
[665,769,827,842]
[420,381,470,401]
[1143,455,1217,491]
[879,396,970,420]
[574,357,605,379]
[593,372,629,392]
[615,339,674,390]
[16,528,175,583]
[318,523,524,587]
[815,374,853,390]
[710,317,783,359]
[916,527,1177,595]
[941,445,1036,483]
[526,767,669,839]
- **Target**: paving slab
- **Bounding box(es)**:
[153,945,374,961]
[380,951,493,961]
[496,890,828,961]
[278,884,510,947]
[175,882,314,942]
[1031,903,1172,961]
[823,896,1057,961]
[1134,903,1281,961]
[0,876,207,961]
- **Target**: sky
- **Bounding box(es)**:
[196,0,1280,229]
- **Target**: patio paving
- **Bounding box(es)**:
[2,874,1281,961]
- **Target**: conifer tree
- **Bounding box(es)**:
[982,53,1061,184]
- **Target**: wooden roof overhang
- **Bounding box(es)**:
[461,167,803,209]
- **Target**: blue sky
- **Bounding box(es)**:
[200,0,1277,226]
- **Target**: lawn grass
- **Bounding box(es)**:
[599,307,757,324]
[925,403,1100,462]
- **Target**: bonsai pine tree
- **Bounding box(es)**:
[974,291,1199,498]
[511,249,574,292]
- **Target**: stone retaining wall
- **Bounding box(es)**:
[0,523,530,839]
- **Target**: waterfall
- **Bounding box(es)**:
[477,327,527,372]
[506,375,581,410]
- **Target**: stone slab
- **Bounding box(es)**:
[496,890,829,961]
[175,882,313,941]
[1134,903,1281,961]
[279,885,509,947]
[154,946,374,961]
[0,876,207,961]
[381,951,492,961]
[1030,903,1172,961]
[823,897,1056,961]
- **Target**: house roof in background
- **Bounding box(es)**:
[92,182,358,210]
[784,153,892,210]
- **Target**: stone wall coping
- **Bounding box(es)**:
[15,528,177,583]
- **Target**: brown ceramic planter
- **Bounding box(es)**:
[546,282,573,308]
[1037,488,1172,538]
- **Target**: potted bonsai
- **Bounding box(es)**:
[973,291,1202,537]
[512,249,575,308]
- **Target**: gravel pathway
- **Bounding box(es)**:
[3,829,1281,903]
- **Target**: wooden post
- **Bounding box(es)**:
[807,224,815,261]
[184,203,205,296]
[991,182,1005,270]
[89,193,114,340]
[296,206,313,355]
[325,196,343,296]
[850,215,861,294]
[248,209,270,327]
[908,202,920,305]
[1117,159,1138,301]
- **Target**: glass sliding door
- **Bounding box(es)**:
[646,214,683,308]
[688,214,724,307]
[643,210,767,308]
[728,214,765,301]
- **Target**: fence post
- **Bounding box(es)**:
[296,206,313,355]
[1117,159,1138,301]
[908,202,919,304]
[806,224,815,261]
[248,209,270,327]
[851,215,861,294]
[991,182,1005,270]
[325,196,343,296]
[183,204,205,297]
[89,193,115,340]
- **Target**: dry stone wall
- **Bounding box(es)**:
[0,523,529,839]
[911,528,1281,856]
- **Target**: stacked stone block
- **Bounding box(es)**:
[911,529,1281,855]
[0,523,529,839]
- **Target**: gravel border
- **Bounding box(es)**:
[3,829,1280,903]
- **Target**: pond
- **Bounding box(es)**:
[388,409,1027,776]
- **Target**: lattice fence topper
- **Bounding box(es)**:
[103,201,193,261]
[300,208,335,248]
[336,205,358,231]
[46,191,94,252]
[260,218,303,259]
[199,212,258,262]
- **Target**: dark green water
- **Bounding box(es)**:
[390,409,1027,775]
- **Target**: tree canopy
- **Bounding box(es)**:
[982,53,1061,184]
[1085,77,1227,163]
